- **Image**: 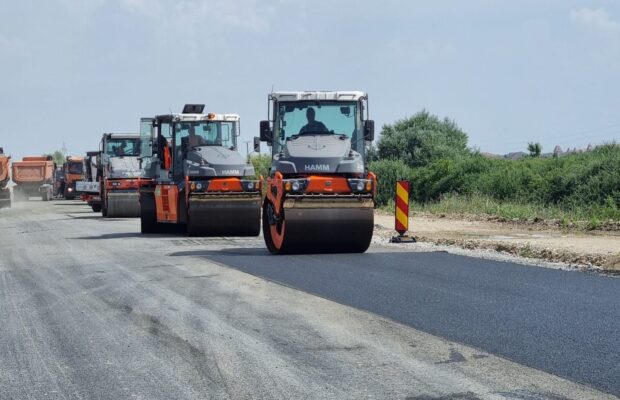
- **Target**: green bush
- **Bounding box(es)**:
[250,154,272,179]
[377,110,470,168]
[370,143,620,222]
[368,159,412,205]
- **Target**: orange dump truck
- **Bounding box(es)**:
[0,147,10,208]
[62,156,85,200]
[11,156,55,201]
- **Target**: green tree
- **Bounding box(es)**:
[250,154,272,179]
[377,110,470,167]
[44,150,65,165]
[527,142,542,158]
[365,143,379,162]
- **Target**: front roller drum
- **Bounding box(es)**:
[263,199,374,254]
[106,192,141,218]
[187,195,261,237]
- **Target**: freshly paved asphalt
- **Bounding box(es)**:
[2,200,618,399]
[186,247,620,395]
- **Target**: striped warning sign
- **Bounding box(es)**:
[395,180,409,235]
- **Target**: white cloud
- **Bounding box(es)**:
[570,7,620,35]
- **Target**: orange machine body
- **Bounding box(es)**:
[265,172,376,216]
[105,178,140,191]
[154,184,179,223]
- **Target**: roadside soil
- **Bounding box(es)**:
[374,211,620,273]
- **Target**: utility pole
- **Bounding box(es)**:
[243,140,251,162]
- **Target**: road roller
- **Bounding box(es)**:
[259,91,377,254]
[138,104,262,236]
[77,151,102,212]
[100,133,142,218]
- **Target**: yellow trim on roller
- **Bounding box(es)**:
[396,183,408,203]
[396,207,408,230]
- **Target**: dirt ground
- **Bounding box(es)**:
[374,211,620,273]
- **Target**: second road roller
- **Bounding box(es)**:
[259,91,377,254]
[100,133,142,217]
[139,104,262,236]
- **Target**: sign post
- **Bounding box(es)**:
[390,180,416,243]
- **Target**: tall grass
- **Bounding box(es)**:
[413,193,620,222]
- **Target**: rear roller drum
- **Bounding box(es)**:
[187,195,261,237]
[106,194,140,218]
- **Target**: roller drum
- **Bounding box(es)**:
[187,194,261,237]
[264,197,374,254]
[106,191,141,218]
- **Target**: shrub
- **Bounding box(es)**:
[368,159,413,205]
[250,154,272,179]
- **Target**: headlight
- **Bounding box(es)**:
[348,178,372,193]
[246,182,254,190]
[196,183,203,190]
[284,179,307,193]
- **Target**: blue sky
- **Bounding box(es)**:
[1,0,619,160]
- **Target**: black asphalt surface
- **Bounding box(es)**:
[184,247,620,395]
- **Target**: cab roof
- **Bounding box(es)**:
[270,91,367,102]
[154,113,240,122]
[103,133,140,139]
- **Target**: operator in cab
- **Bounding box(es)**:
[187,126,207,147]
[299,107,328,134]
[115,141,127,156]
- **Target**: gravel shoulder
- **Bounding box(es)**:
[374,212,620,273]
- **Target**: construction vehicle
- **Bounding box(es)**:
[0,148,11,208]
[259,91,377,254]
[62,156,85,199]
[77,151,102,212]
[139,104,261,235]
[11,156,55,201]
[99,134,141,217]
